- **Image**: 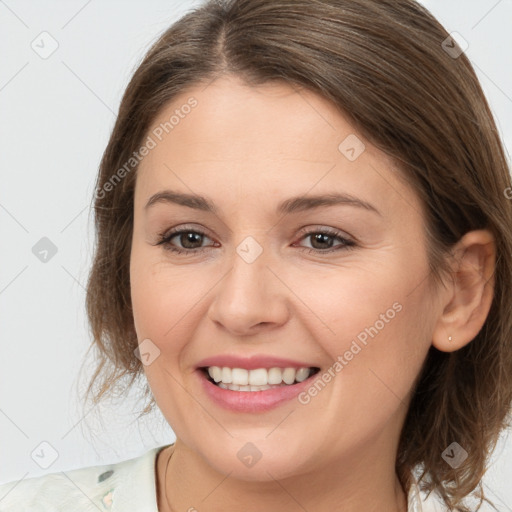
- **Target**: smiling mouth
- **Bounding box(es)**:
[200,366,321,392]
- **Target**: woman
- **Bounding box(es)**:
[1,0,511,511]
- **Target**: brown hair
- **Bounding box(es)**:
[83,0,512,510]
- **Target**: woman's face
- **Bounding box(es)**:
[130,75,443,481]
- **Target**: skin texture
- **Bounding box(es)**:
[129,75,496,512]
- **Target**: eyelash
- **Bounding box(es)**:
[155,226,357,256]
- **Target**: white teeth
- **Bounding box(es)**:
[249,368,267,386]
[295,367,310,382]
[268,367,283,385]
[206,366,315,388]
[282,368,296,385]
[209,366,222,382]
[221,367,232,384]
[231,368,249,386]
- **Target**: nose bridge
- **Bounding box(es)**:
[231,235,269,292]
[207,234,290,334]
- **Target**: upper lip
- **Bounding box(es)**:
[196,354,319,370]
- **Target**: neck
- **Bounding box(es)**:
[156,438,408,512]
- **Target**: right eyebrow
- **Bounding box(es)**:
[144,190,218,214]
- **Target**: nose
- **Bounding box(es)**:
[206,245,291,337]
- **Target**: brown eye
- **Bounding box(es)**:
[294,228,356,254]
[309,232,336,250]
[174,231,204,249]
[156,228,216,254]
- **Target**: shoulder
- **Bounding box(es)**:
[0,445,168,512]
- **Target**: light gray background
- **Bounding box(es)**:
[1,0,511,509]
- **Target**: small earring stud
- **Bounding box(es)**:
[448,336,452,341]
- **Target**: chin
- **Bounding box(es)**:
[197,437,313,482]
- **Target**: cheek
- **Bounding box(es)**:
[129,256,203,412]
[131,248,192,338]
[293,253,427,351]
[296,280,431,450]
[129,251,215,369]
[291,248,433,401]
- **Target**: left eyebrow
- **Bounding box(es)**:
[143,190,381,217]
[277,193,381,216]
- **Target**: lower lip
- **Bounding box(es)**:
[197,369,317,413]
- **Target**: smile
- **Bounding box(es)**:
[203,366,319,391]
[197,365,321,412]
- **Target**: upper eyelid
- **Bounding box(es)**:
[163,224,215,240]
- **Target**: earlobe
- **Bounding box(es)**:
[432,229,496,353]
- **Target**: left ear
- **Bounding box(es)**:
[432,229,496,353]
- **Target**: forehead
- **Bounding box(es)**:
[142,75,369,163]
[134,75,421,219]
